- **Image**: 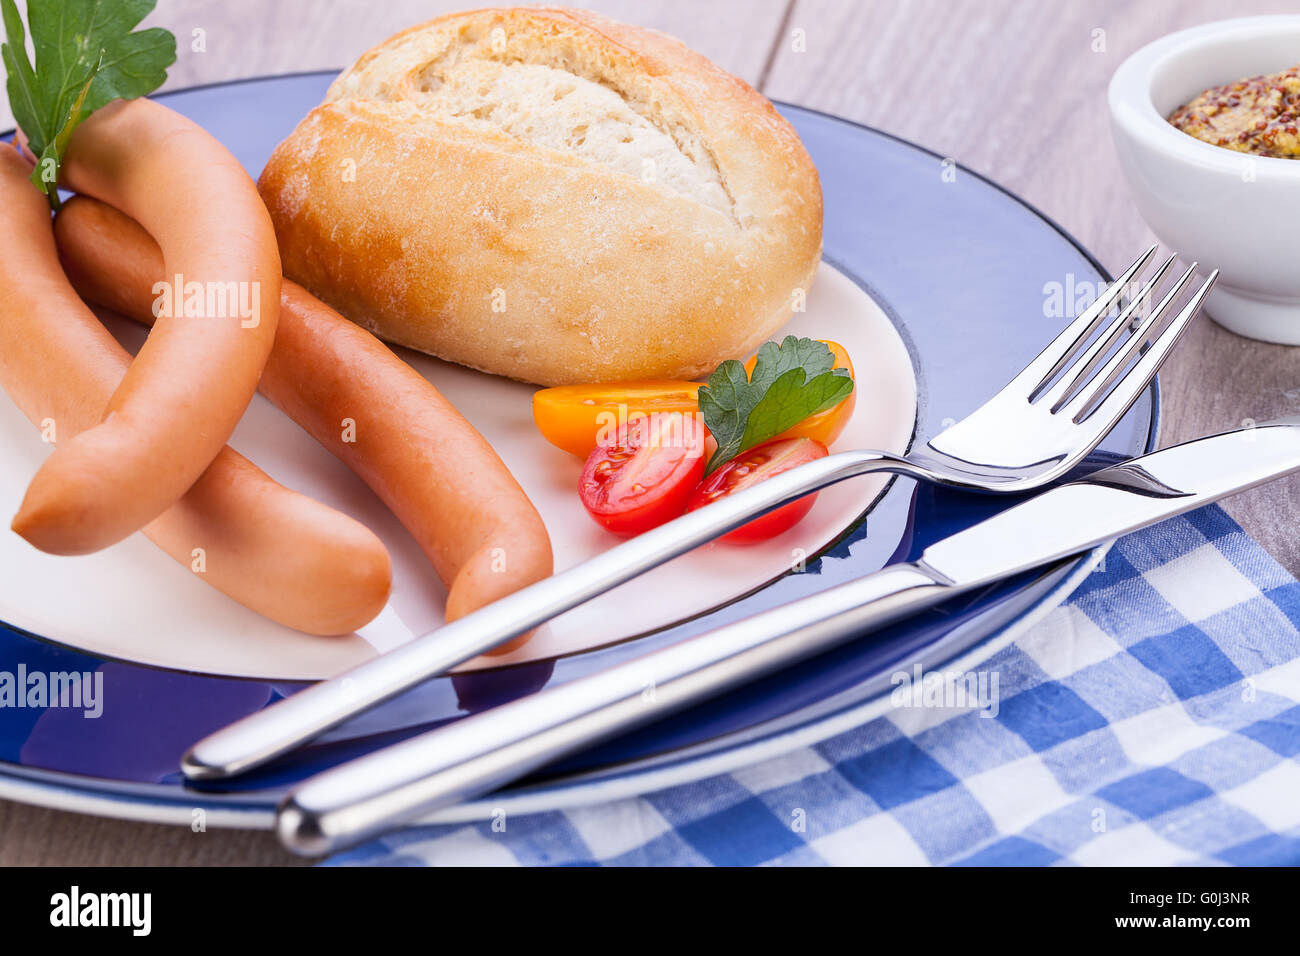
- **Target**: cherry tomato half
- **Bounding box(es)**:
[743,340,856,447]
[687,437,829,543]
[579,413,706,536]
[534,381,704,458]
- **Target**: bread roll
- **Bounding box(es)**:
[258,6,823,386]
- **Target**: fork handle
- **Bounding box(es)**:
[183,448,925,781]
[276,561,955,855]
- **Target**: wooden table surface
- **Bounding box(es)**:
[3,0,1297,866]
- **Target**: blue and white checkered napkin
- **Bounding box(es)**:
[325,505,1300,866]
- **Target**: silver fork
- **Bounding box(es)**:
[182,247,1217,782]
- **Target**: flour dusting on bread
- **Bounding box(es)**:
[327,12,737,219]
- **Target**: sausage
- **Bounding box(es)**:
[54,196,553,649]
[10,98,282,555]
[0,147,390,636]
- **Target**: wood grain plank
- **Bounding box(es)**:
[145,0,789,89]
[0,799,308,866]
[764,0,1300,574]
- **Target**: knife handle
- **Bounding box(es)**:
[276,561,954,855]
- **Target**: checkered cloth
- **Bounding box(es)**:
[324,505,1300,866]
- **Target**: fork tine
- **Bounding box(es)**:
[1040,253,1177,410]
[1061,262,1199,421]
[1009,244,1159,397]
[1068,268,1217,425]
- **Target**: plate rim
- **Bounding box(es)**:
[0,73,1158,827]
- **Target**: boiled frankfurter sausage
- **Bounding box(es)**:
[0,147,389,635]
[11,98,282,555]
[55,197,553,645]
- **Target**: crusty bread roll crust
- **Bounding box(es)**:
[258,6,823,386]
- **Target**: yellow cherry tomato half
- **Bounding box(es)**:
[742,340,856,447]
[532,381,704,458]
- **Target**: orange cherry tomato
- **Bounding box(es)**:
[742,340,856,447]
[533,381,703,458]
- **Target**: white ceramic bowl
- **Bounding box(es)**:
[1109,16,1300,344]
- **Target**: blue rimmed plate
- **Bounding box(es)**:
[0,72,1154,826]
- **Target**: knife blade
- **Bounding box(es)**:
[274,418,1300,854]
[922,418,1300,585]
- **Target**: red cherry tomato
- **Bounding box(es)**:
[687,437,829,543]
[579,413,706,536]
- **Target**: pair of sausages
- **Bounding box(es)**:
[55,196,553,639]
[0,144,388,634]
[12,99,282,555]
[2,98,553,638]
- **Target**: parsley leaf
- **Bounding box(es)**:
[1,0,175,206]
[698,336,854,474]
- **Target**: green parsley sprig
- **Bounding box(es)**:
[698,336,855,474]
[1,0,176,207]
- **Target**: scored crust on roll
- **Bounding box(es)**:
[259,6,823,386]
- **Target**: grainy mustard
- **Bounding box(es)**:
[1168,63,1300,159]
